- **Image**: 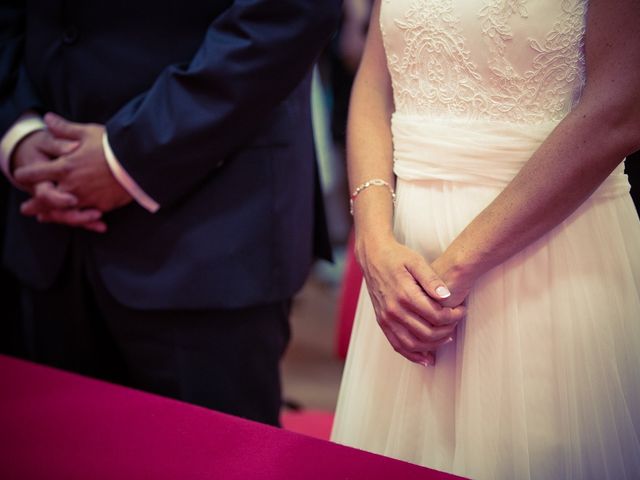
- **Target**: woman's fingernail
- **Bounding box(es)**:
[420,355,436,367]
[436,285,451,298]
[444,336,454,344]
[420,359,435,367]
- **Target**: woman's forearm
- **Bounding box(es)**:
[434,0,640,291]
[435,95,640,288]
[347,0,397,255]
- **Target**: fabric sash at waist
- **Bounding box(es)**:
[391,114,629,199]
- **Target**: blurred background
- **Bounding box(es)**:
[279,0,374,433]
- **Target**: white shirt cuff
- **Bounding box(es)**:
[0,113,46,186]
[102,133,160,213]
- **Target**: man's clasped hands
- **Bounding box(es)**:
[10,113,133,233]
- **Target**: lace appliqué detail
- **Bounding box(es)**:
[384,2,483,116]
[383,0,587,123]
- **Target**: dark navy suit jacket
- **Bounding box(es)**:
[0,0,339,309]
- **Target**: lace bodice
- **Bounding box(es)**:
[380,0,588,124]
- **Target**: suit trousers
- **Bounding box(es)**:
[0,184,24,358]
[20,236,291,426]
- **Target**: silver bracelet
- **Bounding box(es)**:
[349,178,396,215]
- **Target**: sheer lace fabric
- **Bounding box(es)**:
[331,1,640,479]
[381,0,587,123]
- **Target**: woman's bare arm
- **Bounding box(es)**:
[349,0,465,365]
[433,0,640,302]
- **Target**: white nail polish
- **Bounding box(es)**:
[436,285,451,298]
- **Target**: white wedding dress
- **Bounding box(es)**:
[331,1,640,479]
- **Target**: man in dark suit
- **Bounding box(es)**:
[0,0,339,426]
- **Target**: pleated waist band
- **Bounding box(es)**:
[391,114,630,199]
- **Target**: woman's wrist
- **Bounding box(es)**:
[354,228,396,269]
[351,182,396,267]
[431,249,478,305]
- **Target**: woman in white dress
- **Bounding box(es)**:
[331,0,640,479]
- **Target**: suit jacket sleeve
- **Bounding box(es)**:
[0,0,43,135]
[106,0,342,208]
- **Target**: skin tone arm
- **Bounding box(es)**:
[432,0,640,305]
[348,0,466,366]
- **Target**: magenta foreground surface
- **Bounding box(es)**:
[0,355,466,480]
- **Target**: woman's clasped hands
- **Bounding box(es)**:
[356,236,469,366]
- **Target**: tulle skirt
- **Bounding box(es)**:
[331,117,640,479]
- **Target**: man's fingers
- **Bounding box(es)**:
[34,182,77,208]
[23,199,107,233]
[36,208,104,227]
[20,182,78,216]
[14,159,67,185]
[41,136,80,157]
[44,112,85,140]
[11,152,50,184]
[79,220,108,233]
[20,198,40,216]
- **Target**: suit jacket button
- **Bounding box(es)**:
[62,26,79,44]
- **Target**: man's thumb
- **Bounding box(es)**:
[44,112,83,140]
